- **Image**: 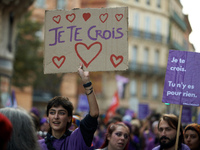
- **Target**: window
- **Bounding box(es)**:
[130,79,137,96]
[35,0,45,8]
[152,82,158,99]
[144,48,149,65]
[144,16,151,39]
[157,0,161,8]
[154,50,159,67]
[133,13,140,37]
[142,80,148,97]
[155,19,162,42]
[130,46,137,69]
[146,0,150,5]
[132,46,137,62]
[142,48,149,71]
[57,0,66,9]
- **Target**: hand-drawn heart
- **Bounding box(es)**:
[83,13,91,21]
[110,54,123,68]
[52,56,66,68]
[75,42,102,68]
[115,14,123,22]
[99,13,108,23]
[66,13,76,22]
[53,15,61,24]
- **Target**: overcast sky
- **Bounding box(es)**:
[180,0,200,53]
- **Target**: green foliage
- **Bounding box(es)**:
[13,11,42,87]
[12,11,61,95]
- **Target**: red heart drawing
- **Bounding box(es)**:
[66,13,76,22]
[53,15,61,24]
[99,13,108,23]
[115,14,123,22]
[75,42,102,68]
[83,13,91,21]
[52,56,66,68]
[110,54,123,68]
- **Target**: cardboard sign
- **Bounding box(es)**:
[162,50,200,106]
[44,7,128,73]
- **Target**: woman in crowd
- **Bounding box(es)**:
[95,122,130,150]
[184,123,200,150]
[38,63,99,150]
[0,107,40,150]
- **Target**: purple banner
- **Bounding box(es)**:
[138,103,149,120]
[181,106,192,123]
[77,94,89,112]
[162,50,200,106]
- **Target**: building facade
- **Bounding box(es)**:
[0,0,34,108]
[7,0,196,118]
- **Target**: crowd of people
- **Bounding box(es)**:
[0,64,200,150]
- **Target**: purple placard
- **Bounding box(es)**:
[77,94,89,112]
[162,50,200,106]
[125,109,135,117]
[181,106,192,123]
[138,103,149,120]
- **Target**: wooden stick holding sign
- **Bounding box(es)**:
[175,105,183,150]
[162,50,200,149]
[44,7,128,74]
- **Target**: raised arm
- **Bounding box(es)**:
[77,63,99,118]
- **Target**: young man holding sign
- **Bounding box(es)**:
[152,114,190,150]
[38,63,99,150]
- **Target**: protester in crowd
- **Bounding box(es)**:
[152,114,190,150]
[38,63,99,150]
[93,115,106,149]
[0,113,12,150]
[140,112,161,150]
[146,120,159,150]
[37,117,49,139]
[95,122,130,150]
[128,119,142,150]
[184,123,200,150]
[0,107,40,150]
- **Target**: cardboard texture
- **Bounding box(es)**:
[44,7,128,74]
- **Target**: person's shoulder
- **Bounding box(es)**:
[152,145,160,150]
[181,143,190,150]
[38,138,45,143]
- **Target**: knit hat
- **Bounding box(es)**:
[184,123,200,137]
[0,113,13,143]
[40,117,47,125]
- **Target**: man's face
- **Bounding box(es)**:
[48,105,71,135]
[158,120,177,149]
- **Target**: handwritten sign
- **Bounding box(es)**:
[44,7,128,73]
[162,50,200,106]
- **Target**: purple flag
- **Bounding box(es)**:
[115,75,129,98]
[162,50,200,106]
[6,90,17,108]
[138,103,149,120]
[76,94,89,113]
